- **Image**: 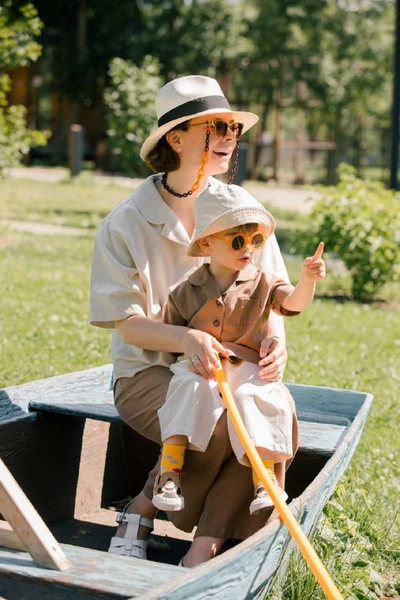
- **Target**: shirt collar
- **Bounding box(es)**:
[188,263,258,296]
[132,175,168,225]
[133,175,190,244]
[132,175,225,225]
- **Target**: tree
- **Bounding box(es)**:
[29,0,242,167]
[238,0,329,179]
[316,0,394,176]
[0,1,47,175]
[104,55,162,176]
[237,0,394,182]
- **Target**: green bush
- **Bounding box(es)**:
[291,164,400,301]
[0,2,47,175]
[0,104,47,174]
[104,55,162,176]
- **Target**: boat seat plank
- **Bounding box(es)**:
[29,401,121,423]
[28,401,347,455]
[298,420,347,455]
[0,544,185,599]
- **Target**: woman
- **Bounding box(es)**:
[90,75,298,568]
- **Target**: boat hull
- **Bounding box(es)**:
[0,366,373,599]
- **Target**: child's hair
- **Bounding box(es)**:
[225,222,259,234]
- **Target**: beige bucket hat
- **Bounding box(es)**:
[187,184,276,257]
[139,75,259,161]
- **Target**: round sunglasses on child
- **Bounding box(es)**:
[187,119,244,140]
[211,231,267,251]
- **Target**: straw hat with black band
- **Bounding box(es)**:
[140,75,259,162]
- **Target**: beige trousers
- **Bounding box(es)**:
[159,359,293,465]
[115,365,299,540]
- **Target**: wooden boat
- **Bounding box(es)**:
[0,364,373,600]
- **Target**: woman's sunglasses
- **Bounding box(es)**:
[187,119,244,140]
[211,231,267,251]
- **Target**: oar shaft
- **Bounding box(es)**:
[213,365,343,600]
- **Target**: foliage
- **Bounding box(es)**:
[138,0,242,79]
[9,0,395,179]
[0,104,47,174]
[32,0,240,95]
[0,1,42,75]
[290,164,400,301]
[270,485,399,599]
[103,56,162,176]
[236,0,394,176]
[0,2,47,174]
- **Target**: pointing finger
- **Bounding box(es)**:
[313,242,324,260]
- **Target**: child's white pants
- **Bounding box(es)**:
[158,358,293,466]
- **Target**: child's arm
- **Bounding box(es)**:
[281,242,325,312]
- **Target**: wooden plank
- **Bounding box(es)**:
[0,520,25,551]
[298,421,347,455]
[74,420,110,518]
[0,413,125,525]
[0,544,185,599]
[0,389,26,423]
[7,365,366,425]
[29,401,348,456]
[286,382,366,420]
[0,458,72,571]
[29,401,122,423]
[6,364,114,414]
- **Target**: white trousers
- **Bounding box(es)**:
[158,359,293,466]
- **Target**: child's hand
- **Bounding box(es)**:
[303,242,325,282]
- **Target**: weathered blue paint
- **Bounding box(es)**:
[1,365,373,600]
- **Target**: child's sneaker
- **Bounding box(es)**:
[249,482,288,515]
[152,471,184,511]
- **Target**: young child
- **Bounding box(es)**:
[153,184,325,516]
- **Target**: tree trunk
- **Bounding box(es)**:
[272,89,282,182]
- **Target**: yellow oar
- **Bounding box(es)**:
[213,358,344,600]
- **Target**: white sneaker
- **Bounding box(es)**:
[152,471,184,511]
[249,483,288,515]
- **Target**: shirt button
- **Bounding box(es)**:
[213,319,220,327]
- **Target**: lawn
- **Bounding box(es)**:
[0,175,399,599]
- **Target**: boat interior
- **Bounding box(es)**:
[0,371,368,599]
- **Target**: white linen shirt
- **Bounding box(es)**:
[90,175,289,380]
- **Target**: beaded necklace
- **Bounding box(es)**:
[161,173,192,197]
[161,129,211,198]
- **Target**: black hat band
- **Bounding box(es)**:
[158,95,231,127]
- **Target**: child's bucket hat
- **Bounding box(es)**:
[187,184,276,257]
[140,75,259,161]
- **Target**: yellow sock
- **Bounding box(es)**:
[252,459,275,486]
[160,443,186,475]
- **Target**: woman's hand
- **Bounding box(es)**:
[181,329,229,379]
[258,336,287,382]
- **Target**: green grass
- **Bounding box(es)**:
[1,175,399,599]
[0,174,128,229]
